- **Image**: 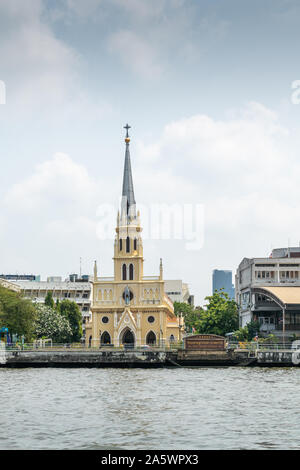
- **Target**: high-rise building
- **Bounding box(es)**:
[212,269,235,299]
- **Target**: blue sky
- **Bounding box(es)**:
[1,0,300,304]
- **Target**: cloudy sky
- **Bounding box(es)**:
[1,0,300,305]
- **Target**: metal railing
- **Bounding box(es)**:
[227,341,299,351]
[3,342,183,353]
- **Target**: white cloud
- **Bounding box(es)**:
[5,153,98,212]
[0,0,113,120]
[108,29,163,79]
[0,1,79,111]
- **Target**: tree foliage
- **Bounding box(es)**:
[0,286,36,341]
[200,290,239,336]
[175,290,239,337]
[59,300,83,342]
[174,302,204,333]
[45,291,55,309]
[233,320,260,342]
[34,305,72,343]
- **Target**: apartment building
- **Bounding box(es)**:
[164,280,194,306]
[235,247,300,338]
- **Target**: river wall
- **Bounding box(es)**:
[1,348,300,367]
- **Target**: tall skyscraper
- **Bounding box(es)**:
[212,269,235,299]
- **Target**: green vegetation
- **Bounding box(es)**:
[174,302,203,333]
[45,291,55,309]
[175,290,239,337]
[200,290,239,336]
[34,305,72,343]
[0,286,37,341]
[0,286,83,344]
[232,320,260,342]
[59,300,83,342]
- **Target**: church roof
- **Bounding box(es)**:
[121,124,136,217]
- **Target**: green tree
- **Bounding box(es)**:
[233,320,260,342]
[0,286,36,341]
[34,305,72,343]
[59,300,83,342]
[45,292,54,309]
[199,290,239,336]
[246,320,260,340]
[174,302,204,333]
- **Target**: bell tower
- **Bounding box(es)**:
[114,125,144,282]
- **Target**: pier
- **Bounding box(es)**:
[1,345,300,368]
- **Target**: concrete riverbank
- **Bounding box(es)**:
[1,348,300,367]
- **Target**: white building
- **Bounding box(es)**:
[164,280,194,305]
[15,279,92,335]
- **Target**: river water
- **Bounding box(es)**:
[0,367,299,450]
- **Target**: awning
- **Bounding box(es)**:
[253,286,300,308]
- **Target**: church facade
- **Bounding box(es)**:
[85,126,184,348]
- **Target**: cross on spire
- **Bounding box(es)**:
[121,123,136,220]
[124,123,131,138]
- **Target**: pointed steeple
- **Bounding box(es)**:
[121,124,136,222]
[94,260,98,281]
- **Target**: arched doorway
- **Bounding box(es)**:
[146,331,156,346]
[101,331,111,345]
[120,328,135,348]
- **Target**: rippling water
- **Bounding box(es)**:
[0,367,299,450]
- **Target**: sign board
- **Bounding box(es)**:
[184,334,225,351]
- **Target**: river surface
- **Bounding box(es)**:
[0,367,299,450]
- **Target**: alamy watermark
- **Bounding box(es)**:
[0,81,6,104]
[96,202,205,251]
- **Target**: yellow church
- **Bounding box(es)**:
[85,125,184,348]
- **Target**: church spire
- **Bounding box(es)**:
[121,124,136,222]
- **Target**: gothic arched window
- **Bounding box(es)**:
[134,238,137,251]
[122,264,127,280]
[119,239,122,251]
[126,236,130,253]
[129,264,134,280]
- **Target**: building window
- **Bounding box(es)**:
[102,316,109,324]
[134,238,137,250]
[122,289,133,302]
[129,264,134,280]
[148,316,155,323]
[122,264,127,281]
[126,236,130,253]
[119,239,122,251]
